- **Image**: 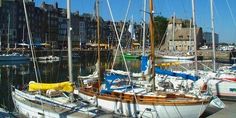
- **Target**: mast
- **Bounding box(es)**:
[172,12,175,51]
[189,18,192,53]
[23,25,25,43]
[149,0,155,91]
[23,0,39,81]
[67,0,73,82]
[192,0,198,74]
[96,0,101,92]
[210,0,216,72]
[7,13,10,49]
[142,0,146,56]
[130,15,133,51]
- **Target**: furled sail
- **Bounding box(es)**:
[28,81,74,93]
[155,67,198,81]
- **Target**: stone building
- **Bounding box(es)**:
[161,17,204,51]
[0,0,46,48]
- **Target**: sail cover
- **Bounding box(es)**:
[28,81,74,93]
[155,67,198,81]
[230,66,236,71]
[141,56,149,73]
[101,73,131,94]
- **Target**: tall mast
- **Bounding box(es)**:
[23,25,25,43]
[149,0,155,91]
[189,18,192,52]
[23,0,39,81]
[142,0,146,56]
[67,0,73,82]
[7,13,10,49]
[210,0,216,72]
[96,0,101,92]
[192,0,198,74]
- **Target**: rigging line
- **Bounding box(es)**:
[106,0,139,109]
[213,1,220,22]
[158,28,168,50]
[23,0,44,110]
[108,1,130,70]
[22,0,40,83]
[106,0,132,75]
[225,0,236,29]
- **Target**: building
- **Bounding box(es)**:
[0,0,44,48]
[203,32,219,46]
[0,0,142,50]
[161,17,204,51]
[40,2,59,48]
[71,12,80,46]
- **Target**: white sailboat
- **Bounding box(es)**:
[78,0,211,117]
[11,0,104,117]
[38,55,60,61]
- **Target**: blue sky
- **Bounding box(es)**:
[35,0,236,43]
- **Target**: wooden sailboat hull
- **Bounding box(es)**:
[78,88,209,118]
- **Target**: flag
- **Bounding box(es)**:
[128,17,136,41]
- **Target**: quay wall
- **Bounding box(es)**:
[198,50,236,63]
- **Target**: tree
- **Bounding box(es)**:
[153,15,168,48]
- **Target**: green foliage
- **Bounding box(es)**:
[153,15,168,48]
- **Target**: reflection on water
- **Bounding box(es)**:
[0,58,230,113]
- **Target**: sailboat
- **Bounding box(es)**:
[11,0,104,117]
[78,0,211,117]
[0,14,29,61]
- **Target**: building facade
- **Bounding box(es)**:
[0,0,143,50]
[162,17,204,51]
[203,32,219,46]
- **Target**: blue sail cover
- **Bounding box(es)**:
[230,66,236,71]
[101,73,131,94]
[155,67,198,81]
[141,56,149,72]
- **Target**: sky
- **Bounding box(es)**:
[35,0,236,43]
